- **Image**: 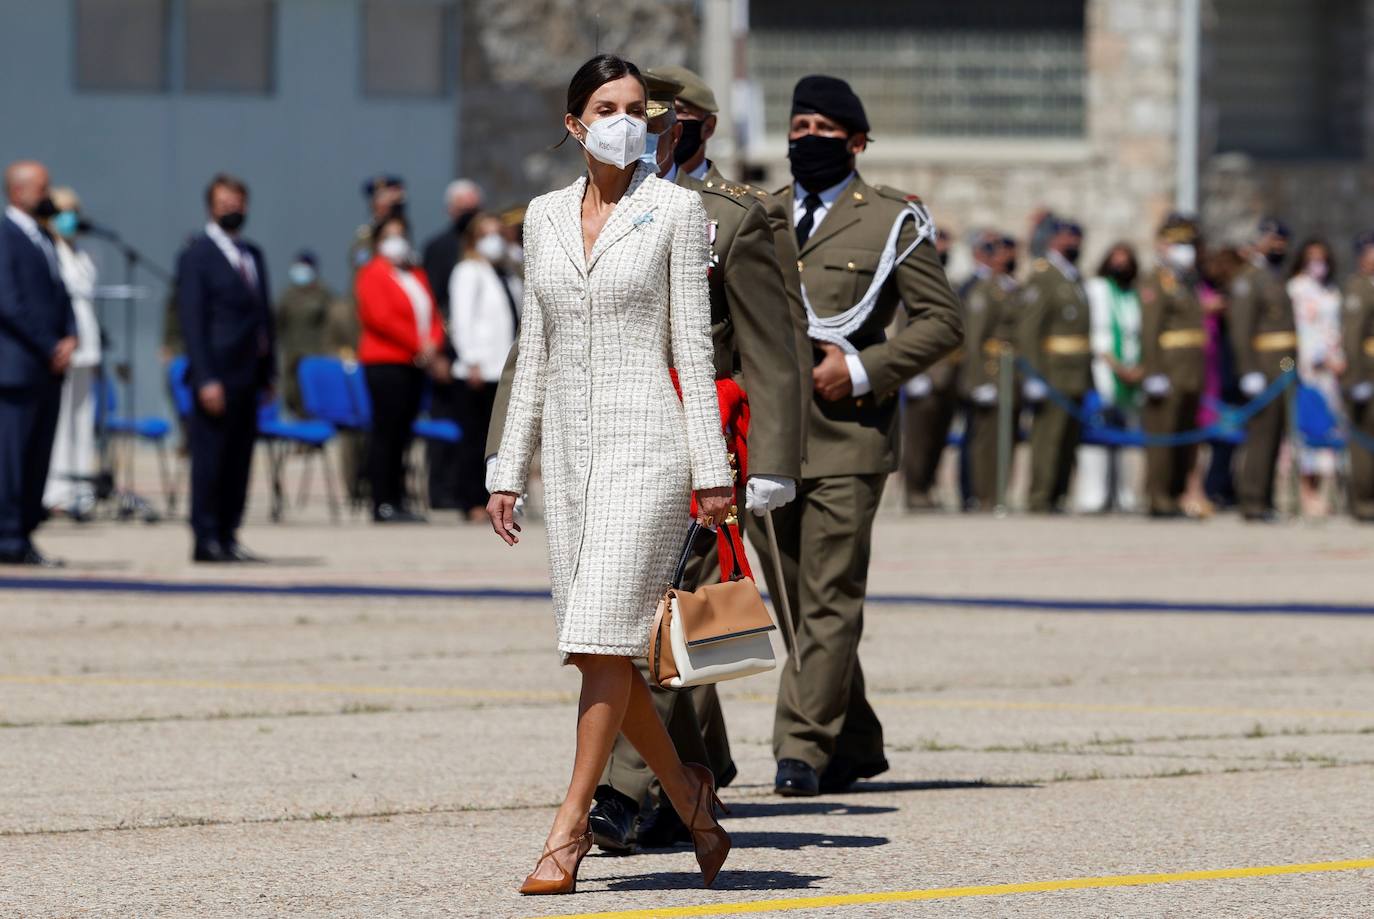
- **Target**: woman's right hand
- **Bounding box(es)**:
[487,491,522,546]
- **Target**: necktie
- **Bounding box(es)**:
[795,193,823,248]
[235,243,256,291]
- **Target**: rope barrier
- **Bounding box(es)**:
[1013,358,1297,448]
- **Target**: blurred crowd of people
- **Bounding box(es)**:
[899,211,1374,523]
[6,148,1374,567]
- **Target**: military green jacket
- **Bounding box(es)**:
[777,173,963,477]
[487,172,806,483]
[1228,260,1297,379]
[959,272,1019,396]
[1341,274,1374,389]
[1139,266,1204,393]
[1017,256,1092,397]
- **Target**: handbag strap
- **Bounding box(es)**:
[671,522,747,589]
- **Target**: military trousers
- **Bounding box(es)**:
[901,388,957,504]
[1027,399,1082,513]
[1143,389,1201,514]
[966,401,1018,511]
[1237,395,1286,516]
[601,542,735,806]
[746,474,887,772]
[1347,400,1374,521]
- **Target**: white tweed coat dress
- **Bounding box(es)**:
[490,162,732,661]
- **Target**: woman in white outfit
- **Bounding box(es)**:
[1287,237,1345,517]
[43,187,102,518]
[487,55,734,896]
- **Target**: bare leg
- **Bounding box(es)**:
[616,665,708,827]
[528,653,633,882]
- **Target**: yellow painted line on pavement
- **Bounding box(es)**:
[4,674,1374,722]
[532,857,1374,918]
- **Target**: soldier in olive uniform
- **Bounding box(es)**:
[1229,218,1298,522]
[1018,218,1090,513]
[275,251,351,416]
[486,74,805,849]
[960,233,1020,510]
[753,76,962,798]
[1340,231,1374,521]
[1137,215,1206,517]
[900,228,959,510]
[348,175,406,274]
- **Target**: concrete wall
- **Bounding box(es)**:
[0,0,458,416]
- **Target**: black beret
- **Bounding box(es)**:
[362,174,405,198]
[1353,230,1374,254]
[294,249,318,266]
[1257,216,1291,239]
[1050,216,1083,237]
[791,75,869,135]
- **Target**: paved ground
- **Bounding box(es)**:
[2,465,1373,918]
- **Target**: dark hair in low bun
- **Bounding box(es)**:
[566,54,645,119]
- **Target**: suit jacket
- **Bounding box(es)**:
[176,232,275,392]
[778,174,963,477]
[1228,261,1297,380]
[1017,257,1092,397]
[1139,266,1204,393]
[1340,273,1374,392]
[0,217,75,388]
[959,273,1018,397]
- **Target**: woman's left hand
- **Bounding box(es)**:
[695,486,732,528]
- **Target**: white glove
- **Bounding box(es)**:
[1239,372,1266,398]
[1023,379,1048,403]
[970,383,998,406]
[904,374,933,398]
[1351,381,1374,403]
[1142,374,1171,398]
[746,475,797,516]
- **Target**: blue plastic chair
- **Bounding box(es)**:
[257,399,339,522]
[298,356,368,430]
[97,374,174,514]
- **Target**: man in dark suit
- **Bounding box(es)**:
[0,160,77,566]
[176,173,275,563]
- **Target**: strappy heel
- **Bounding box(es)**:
[518,828,593,896]
[682,762,731,887]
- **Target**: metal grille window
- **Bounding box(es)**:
[362,1,454,97]
[184,0,275,93]
[74,0,169,92]
[749,0,1085,139]
[1211,0,1364,158]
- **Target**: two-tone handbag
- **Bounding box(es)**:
[649,522,777,690]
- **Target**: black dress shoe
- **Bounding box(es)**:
[1,547,65,568]
[1242,509,1280,523]
[774,758,820,797]
[716,761,738,791]
[373,503,428,524]
[193,540,235,563]
[636,800,691,848]
[222,542,265,563]
[819,755,890,794]
[588,785,639,854]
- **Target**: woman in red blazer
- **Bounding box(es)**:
[355,215,449,523]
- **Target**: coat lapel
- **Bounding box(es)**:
[587,163,657,274]
[799,175,866,258]
[546,177,588,279]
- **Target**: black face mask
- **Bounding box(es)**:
[1107,265,1137,287]
[1005,258,1018,276]
[673,119,705,167]
[938,251,949,267]
[217,211,246,233]
[1265,249,1287,267]
[389,201,407,220]
[788,134,853,193]
[1061,245,1081,266]
[33,196,58,219]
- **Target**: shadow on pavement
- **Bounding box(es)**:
[723,800,898,818]
[849,779,1039,793]
[601,869,825,892]
[625,831,888,854]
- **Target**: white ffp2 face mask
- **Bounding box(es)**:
[577,114,647,170]
[378,235,411,265]
[475,233,507,263]
[1165,243,1196,272]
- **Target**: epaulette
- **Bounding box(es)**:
[1032,257,1051,272]
[874,185,923,205]
[699,179,752,208]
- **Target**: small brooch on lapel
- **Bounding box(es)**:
[633,212,655,229]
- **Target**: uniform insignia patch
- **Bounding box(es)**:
[1233,278,1250,297]
[1346,294,1362,312]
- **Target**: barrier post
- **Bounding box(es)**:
[995,348,1014,516]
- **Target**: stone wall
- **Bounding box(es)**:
[458,0,698,207]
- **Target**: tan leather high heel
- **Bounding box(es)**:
[518,829,593,896]
[683,762,731,888]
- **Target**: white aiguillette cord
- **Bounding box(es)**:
[762,510,802,673]
[802,200,935,355]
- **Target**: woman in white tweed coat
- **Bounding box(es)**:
[487,56,735,896]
